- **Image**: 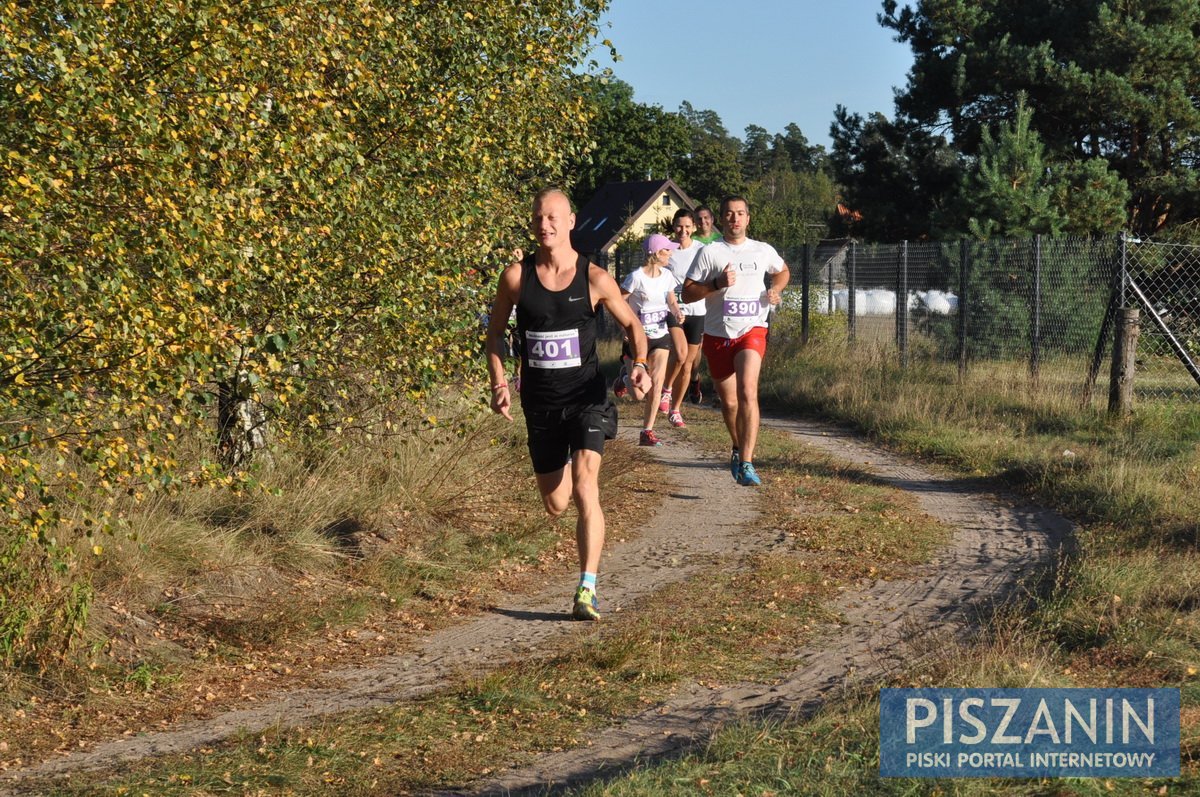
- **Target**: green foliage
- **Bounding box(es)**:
[963,96,1062,239]
[958,95,1128,239]
[678,137,744,208]
[568,78,691,206]
[828,107,962,242]
[745,167,838,251]
[0,0,608,666]
[742,122,826,183]
[881,0,1200,235]
[1050,157,1130,236]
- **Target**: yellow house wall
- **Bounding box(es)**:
[606,190,688,254]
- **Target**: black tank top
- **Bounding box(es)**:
[516,253,606,410]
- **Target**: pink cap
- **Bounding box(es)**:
[644,233,680,254]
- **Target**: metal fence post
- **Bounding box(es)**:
[827,246,834,315]
[897,241,909,368]
[848,241,857,343]
[958,239,969,379]
[1107,232,1132,415]
[1031,234,1042,383]
[1083,232,1124,403]
[800,243,810,346]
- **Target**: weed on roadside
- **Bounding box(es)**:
[43,406,960,794]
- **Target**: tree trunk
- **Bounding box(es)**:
[217,371,269,469]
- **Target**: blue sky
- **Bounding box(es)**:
[592,0,914,151]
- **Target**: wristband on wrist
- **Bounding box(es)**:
[491,383,508,391]
[632,361,649,371]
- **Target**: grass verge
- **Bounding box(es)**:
[33,399,952,794]
[564,328,1200,793]
[0,394,661,774]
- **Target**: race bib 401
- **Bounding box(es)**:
[525,329,582,369]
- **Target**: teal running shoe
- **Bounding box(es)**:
[572,586,600,621]
[738,461,762,486]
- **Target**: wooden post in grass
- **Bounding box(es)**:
[1108,306,1139,416]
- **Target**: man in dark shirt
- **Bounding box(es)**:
[486,188,650,620]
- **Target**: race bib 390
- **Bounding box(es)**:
[723,298,761,319]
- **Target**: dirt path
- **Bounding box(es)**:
[462,415,1073,795]
[2,415,765,791]
[2,413,1073,794]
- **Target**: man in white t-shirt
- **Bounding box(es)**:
[682,196,789,487]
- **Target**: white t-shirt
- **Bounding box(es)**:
[666,242,706,316]
[621,268,677,340]
[685,238,785,338]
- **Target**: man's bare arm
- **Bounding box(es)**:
[590,265,651,397]
[486,264,521,420]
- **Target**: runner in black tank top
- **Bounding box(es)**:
[485,188,651,621]
[516,252,606,410]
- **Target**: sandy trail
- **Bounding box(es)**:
[464,415,1072,795]
[3,413,1072,795]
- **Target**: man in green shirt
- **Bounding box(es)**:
[693,204,722,244]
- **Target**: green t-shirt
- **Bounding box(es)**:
[694,231,723,244]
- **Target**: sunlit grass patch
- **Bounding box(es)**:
[52,397,963,793]
[0,402,665,772]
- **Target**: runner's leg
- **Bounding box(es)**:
[664,327,686,403]
[535,463,572,518]
[644,347,670,432]
[671,343,701,414]
[733,348,764,463]
[570,449,604,575]
[712,372,739,449]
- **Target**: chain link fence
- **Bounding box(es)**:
[591,233,1200,406]
[779,234,1200,405]
[1122,238,1200,399]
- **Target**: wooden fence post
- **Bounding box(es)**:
[1108,307,1139,416]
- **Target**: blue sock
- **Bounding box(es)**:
[579,572,597,593]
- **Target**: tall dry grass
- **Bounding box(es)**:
[5,393,550,691]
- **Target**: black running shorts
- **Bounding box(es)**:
[681,314,705,345]
[523,402,618,474]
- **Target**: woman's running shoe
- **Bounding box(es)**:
[668,410,686,428]
[658,388,672,413]
[639,429,664,447]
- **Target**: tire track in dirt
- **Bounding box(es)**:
[4,414,1073,794]
[460,415,1074,796]
[1,415,768,791]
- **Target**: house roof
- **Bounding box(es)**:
[571,178,695,256]
[813,238,854,267]
[812,238,855,280]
